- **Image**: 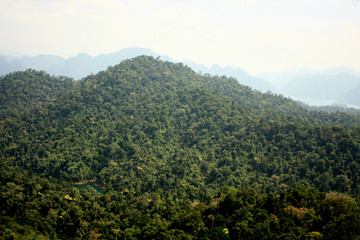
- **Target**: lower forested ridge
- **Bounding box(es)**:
[1,164,359,239]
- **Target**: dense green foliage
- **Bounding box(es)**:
[0,69,75,119]
[1,164,359,239]
[1,56,360,238]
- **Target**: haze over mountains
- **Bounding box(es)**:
[258,67,360,107]
[1,47,360,108]
[0,48,171,80]
[0,47,272,92]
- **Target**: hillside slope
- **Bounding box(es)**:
[0,69,74,119]
[1,56,360,196]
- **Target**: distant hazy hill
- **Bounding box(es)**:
[283,73,360,100]
[0,48,169,79]
[258,66,360,89]
[339,86,360,106]
[258,67,360,107]
[183,60,273,92]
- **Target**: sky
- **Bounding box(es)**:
[0,0,360,75]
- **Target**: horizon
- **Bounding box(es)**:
[0,47,358,77]
[1,0,360,75]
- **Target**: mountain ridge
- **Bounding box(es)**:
[1,55,359,196]
[0,48,272,92]
[3,48,360,108]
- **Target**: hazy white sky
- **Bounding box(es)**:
[1,0,359,75]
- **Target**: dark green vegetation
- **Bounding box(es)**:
[1,56,360,238]
[1,164,359,239]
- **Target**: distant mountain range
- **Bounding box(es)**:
[0,47,272,92]
[1,47,360,108]
[257,66,360,89]
[0,48,171,80]
[258,67,360,108]
[282,73,360,101]
[182,60,273,92]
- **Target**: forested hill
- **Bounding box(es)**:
[1,56,360,239]
[1,56,360,196]
[0,70,75,119]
